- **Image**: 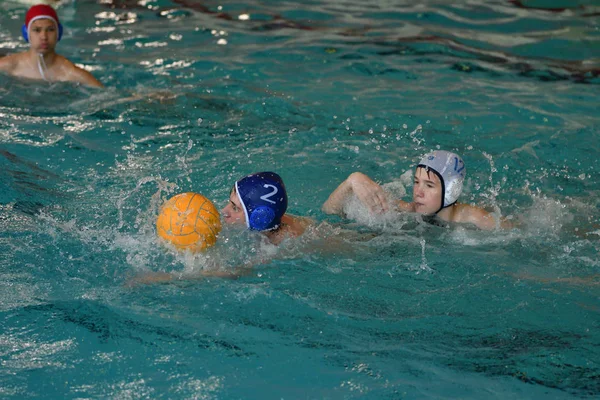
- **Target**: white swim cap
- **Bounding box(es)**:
[417,150,466,211]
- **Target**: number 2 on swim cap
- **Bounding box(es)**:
[260,184,278,204]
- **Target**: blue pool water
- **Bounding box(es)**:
[1,0,599,398]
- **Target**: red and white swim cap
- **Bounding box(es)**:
[22,4,62,42]
[26,4,60,30]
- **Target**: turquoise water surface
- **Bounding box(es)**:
[1,0,599,398]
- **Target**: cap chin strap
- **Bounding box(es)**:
[434,175,449,214]
[418,165,446,214]
[234,182,251,230]
[37,53,49,82]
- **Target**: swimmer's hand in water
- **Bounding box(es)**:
[323,172,389,216]
[125,267,252,287]
[126,271,175,286]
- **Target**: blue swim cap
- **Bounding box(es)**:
[417,150,466,212]
[235,172,288,231]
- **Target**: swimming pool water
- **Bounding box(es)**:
[1,0,599,398]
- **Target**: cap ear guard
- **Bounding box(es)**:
[248,206,277,231]
[444,179,463,208]
[22,22,63,43]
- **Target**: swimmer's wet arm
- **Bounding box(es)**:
[67,61,103,88]
[322,172,389,215]
[74,68,103,88]
[322,175,354,215]
[460,205,517,230]
[498,216,520,230]
[0,55,17,74]
[85,75,104,88]
[126,267,253,286]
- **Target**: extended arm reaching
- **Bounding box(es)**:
[322,172,390,216]
[126,266,254,287]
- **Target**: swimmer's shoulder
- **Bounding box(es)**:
[451,202,486,223]
[282,214,313,237]
[0,52,25,74]
[59,55,103,88]
[452,202,511,230]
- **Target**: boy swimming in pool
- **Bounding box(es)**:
[322,150,514,230]
[0,4,103,88]
[221,171,310,245]
[130,172,311,284]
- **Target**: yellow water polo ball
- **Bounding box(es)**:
[156,192,222,252]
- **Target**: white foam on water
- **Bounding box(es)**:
[0,271,47,312]
[173,376,224,399]
[412,238,433,274]
[0,334,75,371]
[522,193,573,237]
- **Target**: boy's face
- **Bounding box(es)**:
[221,189,246,226]
[29,19,58,54]
[412,167,443,215]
